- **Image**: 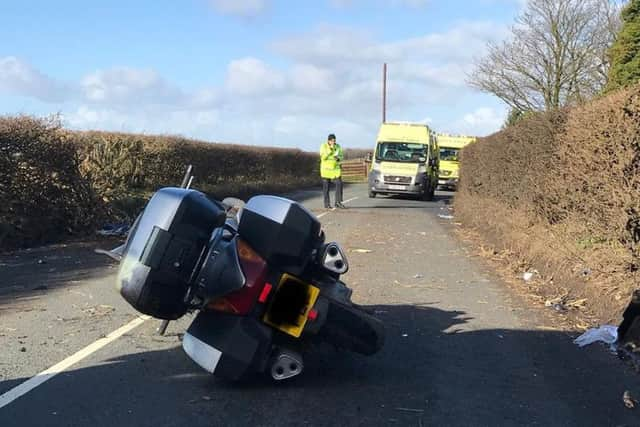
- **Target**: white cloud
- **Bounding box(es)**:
[225,57,286,96]
[210,0,268,17]
[0,56,69,102]
[449,106,507,136]
[290,64,336,93]
[65,106,220,136]
[81,67,184,106]
[2,18,513,150]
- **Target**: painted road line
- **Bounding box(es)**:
[316,196,359,218]
[0,315,151,409]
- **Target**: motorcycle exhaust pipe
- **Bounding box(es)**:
[269,348,304,380]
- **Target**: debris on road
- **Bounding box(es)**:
[574,325,618,347]
[351,248,372,253]
[37,259,46,265]
[523,271,536,281]
[81,304,116,317]
[623,391,637,409]
[97,222,130,237]
[395,408,424,413]
[402,333,409,337]
[413,274,424,279]
[437,214,454,220]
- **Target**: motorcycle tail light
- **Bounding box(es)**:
[207,238,268,315]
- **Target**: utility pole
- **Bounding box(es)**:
[382,63,387,124]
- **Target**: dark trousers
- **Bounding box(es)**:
[322,177,343,207]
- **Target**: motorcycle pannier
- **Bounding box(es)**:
[238,195,322,275]
[117,188,226,319]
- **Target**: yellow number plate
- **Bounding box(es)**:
[262,274,320,338]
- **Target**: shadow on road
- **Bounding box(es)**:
[0,239,120,308]
[1,304,637,426]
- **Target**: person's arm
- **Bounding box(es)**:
[320,144,334,161]
[335,144,344,162]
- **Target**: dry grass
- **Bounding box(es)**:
[456,85,640,323]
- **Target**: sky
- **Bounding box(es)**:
[0,0,524,151]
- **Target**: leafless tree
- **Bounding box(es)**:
[468,0,622,111]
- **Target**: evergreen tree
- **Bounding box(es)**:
[606,0,640,91]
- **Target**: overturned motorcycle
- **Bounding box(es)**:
[114,186,385,381]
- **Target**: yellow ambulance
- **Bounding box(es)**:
[368,122,439,200]
[436,134,476,190]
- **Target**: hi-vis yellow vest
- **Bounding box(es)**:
[320,142,343,179]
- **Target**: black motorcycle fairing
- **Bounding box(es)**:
[185,310,273,381]
[118,188,226,320]
[238,195,322,276]
[194,234,246,301]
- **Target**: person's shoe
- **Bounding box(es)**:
[325,205,333,209]
[335,202,346,209]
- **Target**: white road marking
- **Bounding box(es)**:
[0,315,151,409]
[316,196,358,218]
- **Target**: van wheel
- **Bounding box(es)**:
[368,190,377,198]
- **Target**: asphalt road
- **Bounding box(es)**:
[1,184,639,426]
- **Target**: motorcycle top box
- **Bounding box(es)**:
[117,187,226,320]
[238,195,322,276]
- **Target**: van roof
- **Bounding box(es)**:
[436,134,476,148]
[377,122,433,143]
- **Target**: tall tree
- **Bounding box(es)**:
[606,0,640,91]
[468,0,621,111]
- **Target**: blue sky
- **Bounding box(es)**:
[0,0,523,150]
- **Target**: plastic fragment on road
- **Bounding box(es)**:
[624,391,637,409]
[413,274,424,279]
[437,214,454,220]
[351,249,372,253]
[573,325,618,347]
[523,272,534,281]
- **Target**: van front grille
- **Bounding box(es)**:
[384,175,412,184]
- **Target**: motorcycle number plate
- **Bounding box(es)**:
[262,274,320,338]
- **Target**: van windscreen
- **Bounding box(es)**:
[376,142,427,163]
[439,148,460,162]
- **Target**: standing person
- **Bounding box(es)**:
[320,133,345,209]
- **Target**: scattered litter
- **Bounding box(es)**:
[574,325,618,347]
[402,333,409,337]
[82,305,116,316]
[413,274,424,279]
[351,249,372,253]
[97,222,130,237]
[437,214,454,220]
[566,298,588,309]
[624,391,637,409]
[523,272,534,281]
[395,408,424,413]
[37,259,46,265]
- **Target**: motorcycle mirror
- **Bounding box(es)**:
[320,242,349,275]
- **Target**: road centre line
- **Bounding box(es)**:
[316,196,358,218]
[0,315,151,409]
